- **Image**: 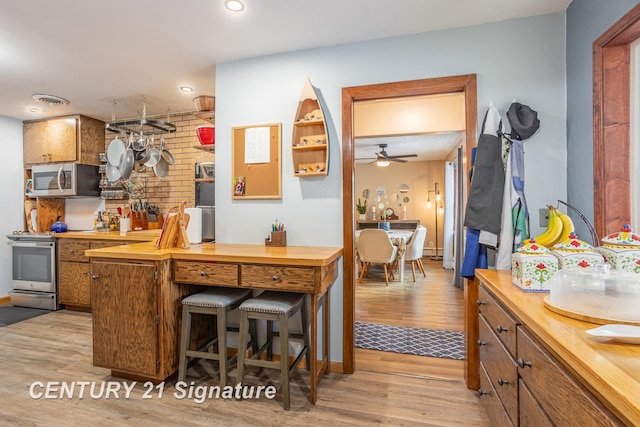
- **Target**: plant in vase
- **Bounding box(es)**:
[356,198,368,220]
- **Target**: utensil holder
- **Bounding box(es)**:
[265,231,286,247]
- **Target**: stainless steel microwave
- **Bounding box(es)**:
[31,163,100,197]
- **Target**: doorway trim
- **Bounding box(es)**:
[341,74,477,373]
[593,3,640,237]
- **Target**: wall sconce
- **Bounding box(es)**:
[398,183,410,193]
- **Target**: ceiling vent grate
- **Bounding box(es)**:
[32,93,70,106]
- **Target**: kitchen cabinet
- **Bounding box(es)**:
[472,270,631,426]
[89,257,200,382]
[91,259,159,377]
[23,115,104,166]
[57,238,142,311]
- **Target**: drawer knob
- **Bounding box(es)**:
[272,275,280,281]
[83,271,88,275]
[69,250,75,254]
[200,271,207,277]
[497,377,510,386]
[517,358,532,369]
[91,275,100,280]
[476,339,486,347]
[477,389,488,396]
[476,300,486,306]
[496,325,509,333]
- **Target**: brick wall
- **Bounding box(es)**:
[104,113,215,218]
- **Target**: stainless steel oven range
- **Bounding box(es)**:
[7,231,59,310]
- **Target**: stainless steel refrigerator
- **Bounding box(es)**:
[195,162,215,241]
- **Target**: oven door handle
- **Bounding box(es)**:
[9,241,55,247]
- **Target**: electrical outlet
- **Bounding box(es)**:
[429,241,434,248]
[539,207,550,227]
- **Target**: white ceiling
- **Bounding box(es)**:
[0,0,571,123]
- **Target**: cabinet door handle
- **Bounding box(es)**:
[272,275,280,281]
[200,271,207,277]
[517,358,532,369]
[496,325,508,333]
[91,275,100,280]
[83,271,88,275]
[497,377,510,386]
[69,250,75,254]
[477,389,488,396]
[476,300,486,306]
[476,339,486,347]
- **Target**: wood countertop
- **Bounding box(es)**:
[86,241,344,265]
[475,269,640,426]
[56,230,161,241]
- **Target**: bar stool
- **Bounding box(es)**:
[178,288,257,387]
[236,291,310,410]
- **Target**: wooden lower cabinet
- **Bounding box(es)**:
[58,262,91,307]
[90,258,192,382]
[477,283,623,426]
[58,238,140,310]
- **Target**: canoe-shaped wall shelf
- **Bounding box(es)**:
[292,78,329,177]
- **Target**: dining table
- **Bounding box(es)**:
[355,229,414,281]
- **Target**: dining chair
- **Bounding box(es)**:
[404,225,427,281]
[356,228,398,286]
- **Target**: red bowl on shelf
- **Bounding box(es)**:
[196,125,215,145]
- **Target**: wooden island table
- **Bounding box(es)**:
[85,241,343,405]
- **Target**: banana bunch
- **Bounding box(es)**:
[523,207,575,248]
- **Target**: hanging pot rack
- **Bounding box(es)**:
[105,98,177,136]
[106,118,176,135]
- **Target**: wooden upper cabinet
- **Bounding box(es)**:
[23,115,105,166]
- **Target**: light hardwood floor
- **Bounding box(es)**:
[0,261,488,426]
[355,258,467,380]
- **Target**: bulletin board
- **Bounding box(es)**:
[231,123,282,199]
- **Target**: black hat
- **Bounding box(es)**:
[507,102,540,140]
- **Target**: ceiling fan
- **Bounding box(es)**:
[357,143,418,165]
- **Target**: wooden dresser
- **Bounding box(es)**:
[467,269,640,426]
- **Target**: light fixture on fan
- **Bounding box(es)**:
[356,143,418,166]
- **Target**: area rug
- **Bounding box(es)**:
[0,306,50,327]
[355,321,464,360]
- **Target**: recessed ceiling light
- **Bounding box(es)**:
[225,0,244,12]
[180,86,194,93]
[32,93,69,106]
[28,107,40,113]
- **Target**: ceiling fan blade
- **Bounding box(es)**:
[390,158,408,163]
[387,154,418,159]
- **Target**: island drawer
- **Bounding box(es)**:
[241,265,316,292]
[173,260,239,286]
[58,239,91,263]
[478,286,518,357]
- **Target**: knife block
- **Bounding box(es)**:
[131,212,148,230]
[265,231,286,247]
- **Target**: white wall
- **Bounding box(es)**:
[215,12,567,362]
[0,116,25,296]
